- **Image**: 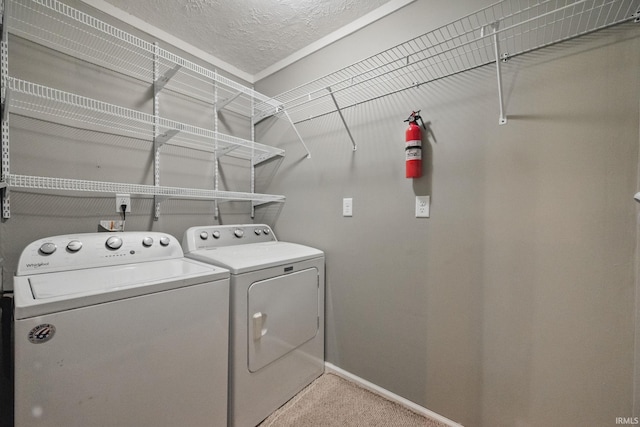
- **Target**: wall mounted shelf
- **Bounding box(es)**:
[273,0,639,128]
[1,0,286,219]
[4,174,285,205]
[7,77,284,163]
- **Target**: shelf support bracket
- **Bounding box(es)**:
[485,21,508,125]
[216,91,242,111]
[327,86,357,150]
[154,64,182,94]
[253,104,283,124]
[283,109,311,159]
[154,128,180,148]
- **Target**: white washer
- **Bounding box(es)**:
[13,232,230,427]
[182,224,325,427]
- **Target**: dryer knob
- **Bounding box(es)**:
[39,242,57,255]
[234,229,244,238]
[142,237,154,247]
[105,236,123,250]
[212,231,221,239]
[199,231,209,240]
[159,236,170,246]
[66,240,83,252]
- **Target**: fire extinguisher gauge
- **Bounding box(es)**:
[405,110,426,130]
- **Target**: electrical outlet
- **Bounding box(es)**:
[116,193,131,213]
[343,198,353,217]
[416,195,430,218]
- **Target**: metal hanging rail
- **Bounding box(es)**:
[274,0,639,126]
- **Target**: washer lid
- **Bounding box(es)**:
[14,258,229,319]
[29,258,223,299]
[186,241,323,274]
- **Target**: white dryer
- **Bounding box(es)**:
[182,224,325,427]
[13,232,230,427]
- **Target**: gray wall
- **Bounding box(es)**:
[255,1,640,426]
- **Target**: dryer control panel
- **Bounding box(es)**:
[16,232,183,275]
[182,224,277,252]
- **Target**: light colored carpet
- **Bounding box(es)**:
[259,373,449,427]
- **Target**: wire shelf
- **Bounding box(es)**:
[6,0,283,119]
[275,0,639,124]
[7,77,284,163]
[5,173,286,203]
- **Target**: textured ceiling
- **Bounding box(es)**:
[100,0,391,76]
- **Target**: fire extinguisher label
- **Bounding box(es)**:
[406,147,422,161]
[405,139,421,149]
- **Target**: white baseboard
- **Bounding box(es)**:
[324,362,464,427]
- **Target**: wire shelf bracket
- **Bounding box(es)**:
[283,109,311,159]
[216,91,243,112]
[482,21,508,125]
[154,128,181,147]
[154,64,182,95]
[328,86,358,150]
[253,104,284,124]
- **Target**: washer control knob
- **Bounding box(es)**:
[66,240,83,252]
[212,231,221,239]
[263,228,270,235]
[254,229,262,235]
[159,236,170,246]
[199,231,209,240]
[39,242,57,255]
[234,229,244,238]
[142,237,154,247]
[106,236,123,250]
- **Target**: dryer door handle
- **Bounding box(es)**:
[252,312,268,341]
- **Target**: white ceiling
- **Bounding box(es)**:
[93,0,401,81]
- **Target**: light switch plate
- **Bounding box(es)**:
[416,195,430,218]
[343,198,353,217]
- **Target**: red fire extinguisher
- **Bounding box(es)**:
[404,110,425,178]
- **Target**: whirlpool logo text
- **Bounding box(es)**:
[25,262,49,269]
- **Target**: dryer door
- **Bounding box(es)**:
[247,267,319,372]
